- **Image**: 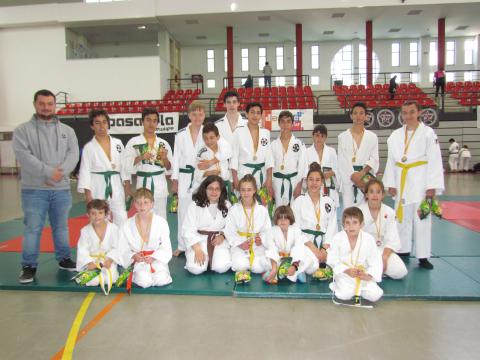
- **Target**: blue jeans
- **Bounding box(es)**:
[264,76,272,88]
[21,189,72,267]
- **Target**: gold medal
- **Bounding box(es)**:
[280,164,285,170]
[316,224,320,231]
[401,156,407,162]
[352,156,356,163]
[253,155,257,161]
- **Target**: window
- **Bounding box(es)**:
[464,72,473,81]
[391,42,400,67]
[446,40,455,65]
[311,45,319,69]
[358,44,380,85]
[224,49,227,72]
[464,40,474,65]
[275,76,286,86]
[446,72,454,82]
[429,41,437,66]
[331,44,353,85]
[429,72,434,82]
[240,78,247,86]
[411,73,419,83]
[276,46,284,70]
[258,47,266,71]
[409,42,418,66]
[293,47,297,70]
[207,49,215,73]
[258,78,265,87]
[241,48,249,72]
[311,76,320,85]
[207,79,216,88]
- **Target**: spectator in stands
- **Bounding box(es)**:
[388,75,398,100]
[263,62,273,88]
[13,89,79,283]
[434,67,446,99]
[383,100,444,270]
[243,75,253,88]
[448,138,460,172]
[459,145,472,172]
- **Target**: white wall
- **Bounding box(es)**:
[90,42,159,58]
[0,26,162,131]
[181,36,478,94]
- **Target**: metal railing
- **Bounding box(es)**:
[168,77,204,93]
[330,72,413,89]
[55,91,69,105]
[445,70,480,82]
[222,75,310,89]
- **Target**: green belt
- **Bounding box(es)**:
[273,171,298,202]
[92,171,120,199]
[179,165,195,190]
[224,179,233,197]
[302,229,325,248]
[352,165,375,203]
[243,162,265,186]
[136,170,164,195]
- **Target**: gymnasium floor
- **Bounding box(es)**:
[1,174,479,359]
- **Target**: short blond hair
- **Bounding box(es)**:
[188,101,205,114]
[134,188,154,201]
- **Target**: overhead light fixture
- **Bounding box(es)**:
[323,30,334,35]
[258,33,270,37]
[331,13,345,18]
[185,19,199,25]
[455,25,469,30]
[389,28,401,32]
[407,10,422,15]
[196,35,207,40]
[230,2,238,12]
[137,25,146,30]
[258,16,271,21]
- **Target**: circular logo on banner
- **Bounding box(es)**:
[377,109,396,128]
[420,108,438,127]
[364,111,375,129]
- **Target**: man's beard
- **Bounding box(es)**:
[37,112,54,120]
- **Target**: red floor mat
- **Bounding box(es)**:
[0,216,89,253]
[441,201,480,232]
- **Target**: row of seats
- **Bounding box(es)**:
[339,98,435,109]
[445,81,480,107]
[333,83,422,95]
[216,86,316,111]
[57,104,187,115]
[163,88,201,101]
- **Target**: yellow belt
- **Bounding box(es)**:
[90,253,113,295]
[237,231,257,268]
[395,160,428,223]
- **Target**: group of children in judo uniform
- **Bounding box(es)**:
[75,92,444,304]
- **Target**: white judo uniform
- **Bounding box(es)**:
[304,144,339,206]
[337,129,379,207]
[265,225,307,282]
[271,135,306,206]
[76,222,119,286]
[459,147,471,171]
[78,136,128,226]
[182,202,232,274]
[123,135,173,218]
[225,202,271,273]
[116,214,172,288]
[327,230,383,302]
[231,126,273,188]
[448,141,460,171]
[172,124,205,251]
[359,203,408,279]
[215,114,247,145]
[291,194,338,274]
[383,123,444,259]
[193,139,232,191]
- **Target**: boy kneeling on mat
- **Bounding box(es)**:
[328,207,383,303]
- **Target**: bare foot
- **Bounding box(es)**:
[173,249,184,257]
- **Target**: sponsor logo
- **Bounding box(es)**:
[377,109,395,128]
[292,143,300,152]
[116,144,122,153]
[325,203,331,213]
[365,111,375,128]
[421,108,438,126]
[261,138,268,146]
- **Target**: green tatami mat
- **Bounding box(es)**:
[442,257,480,284]
[0,252,233,296]
[431,217,480,257]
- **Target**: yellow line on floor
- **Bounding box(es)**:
[57,292,96,360]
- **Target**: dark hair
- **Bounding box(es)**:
[223,90,240,103]
[88,109,110,126]
[265,62,269,65]
[351,102,367,113]
[34,89,56,102]
[202,122,220,137]
[273,205,295,225]
[364,179,385,197]
[402,100,420,111]
[246,102,263,114]
[278,110,294,123]
[142,107,159,122]
[192,175,229,217]
[312,124,328,137]
[306,162,324,181]
[342,206,364,224]
[86,199,110,214]
[449,138,455,143]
